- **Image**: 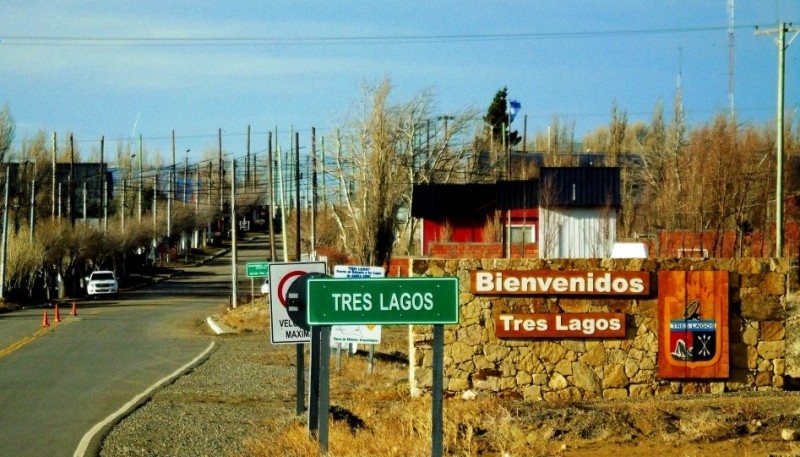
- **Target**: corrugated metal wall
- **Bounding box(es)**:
[539,207,617,258]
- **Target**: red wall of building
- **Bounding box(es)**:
[421,209,538,256]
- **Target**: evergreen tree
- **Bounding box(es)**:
[483,87,521,148]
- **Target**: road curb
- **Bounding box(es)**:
[206,316,237,335]
[74,341,217,457]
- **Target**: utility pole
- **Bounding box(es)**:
[321,136,327,211]
[51,132,56,219]
[230,159,238,308]
[311,127,317,259]
[69,133,75,226]
[167,170,172,261]
[183,151,189,206]
[523,114,528,153]
[502,122,510,258]
[194,163,199,214]
[267,132,276,262]
[219,128,224,213]
[171,130,176,205]
[170,130,176,257]
[29,173,36,241]
[728,0,736,118]
[195,164,200,248]
[101,136,107,233]
[278,139,288,262]
[138,134,143,223]
[121,179,126,231]
[295,132,301,261]
[153,175,157,239]
[207,161,212,207]
[251,152,257,193]
[246,125,251,189]
[756,22,799,257]
[82,181,87,224]
[0,168,9,300]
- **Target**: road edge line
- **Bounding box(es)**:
[206,316,225,334]
[73,340,217,457]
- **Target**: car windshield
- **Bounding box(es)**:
[92,272,115,281]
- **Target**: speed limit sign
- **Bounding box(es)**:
[267,261,326,344]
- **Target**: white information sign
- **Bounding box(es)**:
[330,265,384,345]
[268,261,327,344]
[332,265,385,278]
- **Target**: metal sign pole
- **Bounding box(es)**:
[368,345,375,374]
[431,324,444,457]
[296,344,305,415]
[318,325,332,453]
[308,326,321,434]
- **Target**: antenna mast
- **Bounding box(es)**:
[728,0,735,118]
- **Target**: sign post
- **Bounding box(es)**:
[246,261,269,302]
[432,324,444,456]
[307,276,458,457]
[268,261,327,417]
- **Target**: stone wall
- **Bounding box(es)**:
[410,257,800,400]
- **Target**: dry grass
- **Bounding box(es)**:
[226,303,549,456]
[223,303,800,457]
[220,297,270,331]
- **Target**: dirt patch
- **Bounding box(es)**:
[513,393,800,456]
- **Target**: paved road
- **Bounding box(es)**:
[0,237,275,457]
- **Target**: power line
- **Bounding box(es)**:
[0,24,760,47]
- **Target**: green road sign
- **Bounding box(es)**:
[307,277,459,325]
[246,262,269,277]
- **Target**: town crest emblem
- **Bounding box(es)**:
[658,271,729,379]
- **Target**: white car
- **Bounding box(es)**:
[260,277,270,295]
[86,270,119,298]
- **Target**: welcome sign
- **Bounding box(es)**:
[495,313,626,338]
[471,270,650,296]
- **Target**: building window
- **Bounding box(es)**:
[510,225,535,244]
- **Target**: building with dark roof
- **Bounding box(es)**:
[411,166,620,258]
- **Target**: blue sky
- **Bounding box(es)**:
[1,1,799,163]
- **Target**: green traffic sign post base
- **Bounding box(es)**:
[319,326,331,453]
[296,344,305,416]
[432,324,444,457]
[308,326,320,433]
[308,325,331,453]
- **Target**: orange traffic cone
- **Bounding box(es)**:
[54,304,61,323]
[70,303,78,316]
[42,310,50,328]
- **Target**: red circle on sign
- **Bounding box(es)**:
[277,270,306,307]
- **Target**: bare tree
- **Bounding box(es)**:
[0,104,15,165]
[326,79,476,264]
[537,174,563,258]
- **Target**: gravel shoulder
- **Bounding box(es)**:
[99,329,297,457]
